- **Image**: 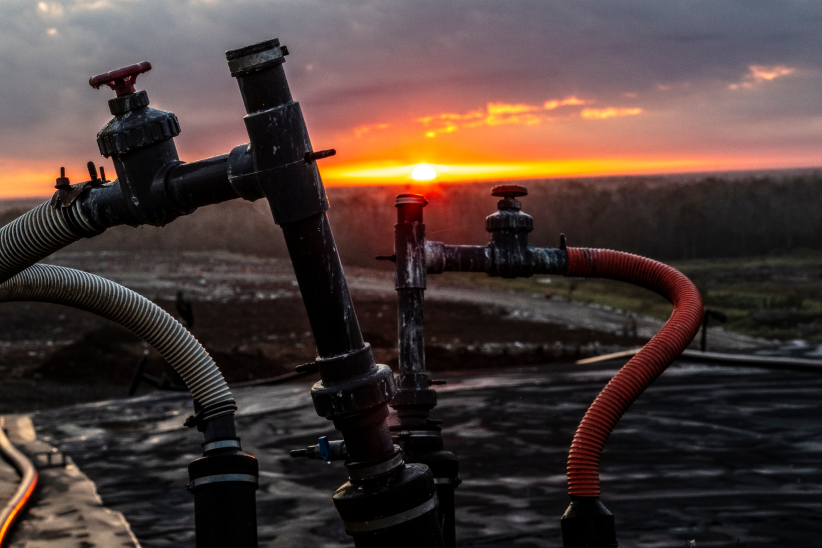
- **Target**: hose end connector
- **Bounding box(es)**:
[561,497,618,548]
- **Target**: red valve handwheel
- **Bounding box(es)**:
[89,62,152,97]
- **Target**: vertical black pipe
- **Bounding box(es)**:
[392,194,459,548]
[188,416,259,548]
[395,194,428,375]
[398,289,426,373]
[281,215,366,357]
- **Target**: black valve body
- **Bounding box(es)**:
[95,90,188,226]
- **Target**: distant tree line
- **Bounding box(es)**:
[1,169,820,266]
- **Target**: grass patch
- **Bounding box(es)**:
[430,252,822,342]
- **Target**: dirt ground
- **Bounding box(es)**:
[0,293,647,414]
[0,247,768,415]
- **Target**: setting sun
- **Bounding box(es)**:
[411,164,437,181]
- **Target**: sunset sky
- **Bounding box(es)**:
[1,0,821,197]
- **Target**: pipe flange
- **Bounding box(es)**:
[333,463,439,536]
[345,446,404,481]
[311,364,396,419]
[96,109,181,157]
[226,38,288,77]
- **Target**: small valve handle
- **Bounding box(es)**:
[89,62,152,97]
[491,184,528,199]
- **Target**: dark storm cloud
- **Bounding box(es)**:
[1,0,820,162]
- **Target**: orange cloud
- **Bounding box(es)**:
[750,65,795,82]
[729,64,795,89]
[353,123,390,138]
[543,96,588,109]
[580,107,642,119]
[418,96,592,136]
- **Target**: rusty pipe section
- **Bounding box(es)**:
[424,242,566,276]
[389,188,569,547]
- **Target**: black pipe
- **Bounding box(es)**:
[391,194,460,548]
[167,154,248,211]
[398,289,426,373]
[188,414,258,548]
[426,242,566,276]
[79,42,445,547]
[226,38,444,547]
[281,215,367,357]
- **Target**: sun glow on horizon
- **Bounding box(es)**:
[315,155,815,187]
[411,164,437,181]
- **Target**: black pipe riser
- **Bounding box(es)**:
[333,463,444,548]
[395,222,427,289]
[561,497,618,548]
[188,451,259,548]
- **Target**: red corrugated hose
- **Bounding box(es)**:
[564,248,704,497]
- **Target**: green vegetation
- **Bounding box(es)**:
[4,171,821,342]
[435,252,822,342]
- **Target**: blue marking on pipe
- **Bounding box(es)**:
[318,436,331,462]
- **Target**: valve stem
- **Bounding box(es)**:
[55,167,70,189]
[87,161,98,182]
[304,149,336,164]
[290,436,347,462]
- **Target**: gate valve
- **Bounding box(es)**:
[89,62,152,97]
[289,436,347,463]
[88,59,182,229]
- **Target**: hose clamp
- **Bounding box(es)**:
[342,495,438,533]
[345,447,404,481]
[185,399,237,429]
[393,430,441,438]
[203,439,241,452]
[188,473,258,489]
